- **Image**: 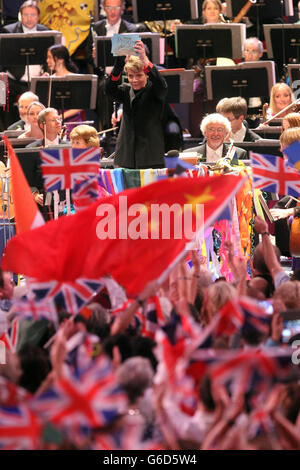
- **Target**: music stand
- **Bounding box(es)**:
[132,0,198,66]
[205,61,275,100]
[158,69,194,103]
[233,139,281,157]
[13,148,44,190]
[264,24,300,75]
[0,31,62,84]
[95,33,164,69]
[226,0,293,19]
[132,0,199,22]
[175,24,246,60]
[0,72,7,106]
[30,75,98,124]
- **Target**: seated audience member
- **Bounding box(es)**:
[265,83,293,120]
[70,125,100,149]
[105,41,167,169]
[216,97,261,142]
[26,107,64,148]
[0,1,48,128]
[7,91,39,131]
[183,113,247,163]
[18,101,45,139]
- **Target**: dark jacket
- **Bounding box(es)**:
[1,21,49,80]
[183,142,248,161]
[7,119,25,130]
[243,122,261,142]
[105,57,168,169]
[94,18,144,36]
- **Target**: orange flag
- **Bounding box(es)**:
[2,136,44,234]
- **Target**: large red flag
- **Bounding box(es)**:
[2,174,244,296]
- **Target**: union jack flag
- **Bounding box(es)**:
[110,299,144,331]
[0,405,43,450]
[0,377,31,407]
[28,278,104,315]
[72,176,99,212]
[210,348,292,395]
[66,332,101,375]
[11,296,58,326]
[216,296,271,337]
[0,318,19,353]
[142,296,165,340]
[31,355,127,430]
[40,147,100,192]
[250,152,300,196]
[155,310,202,381]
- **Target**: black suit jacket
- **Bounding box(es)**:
[243,121,261,142]
[183,142,248,161]
[94,18,143,36]
[1,22,49,80]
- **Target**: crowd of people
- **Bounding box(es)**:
[1,0,300,452]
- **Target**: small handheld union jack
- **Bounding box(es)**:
[250,152,300,196]
[40,147,100,192]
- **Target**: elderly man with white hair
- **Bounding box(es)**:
[184,113,247,163]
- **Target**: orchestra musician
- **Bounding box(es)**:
[183,113,247,162]
[264,83,293,120]
[17,101,45,140]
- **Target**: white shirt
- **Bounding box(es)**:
[206,144,223,163]
[230,123,246,142]
[45,136,59,147]
[105,19,122,37]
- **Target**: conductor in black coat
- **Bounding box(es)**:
[106,41,167,169]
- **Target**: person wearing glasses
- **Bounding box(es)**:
[94,0,143,37]
[242,37,263,62]
[184,113,247,163]
[26,108,65,148]
[0,1,48,129]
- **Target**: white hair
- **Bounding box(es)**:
[200,113,231,135]
[243,37,263,54]
[18,91,39,104]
